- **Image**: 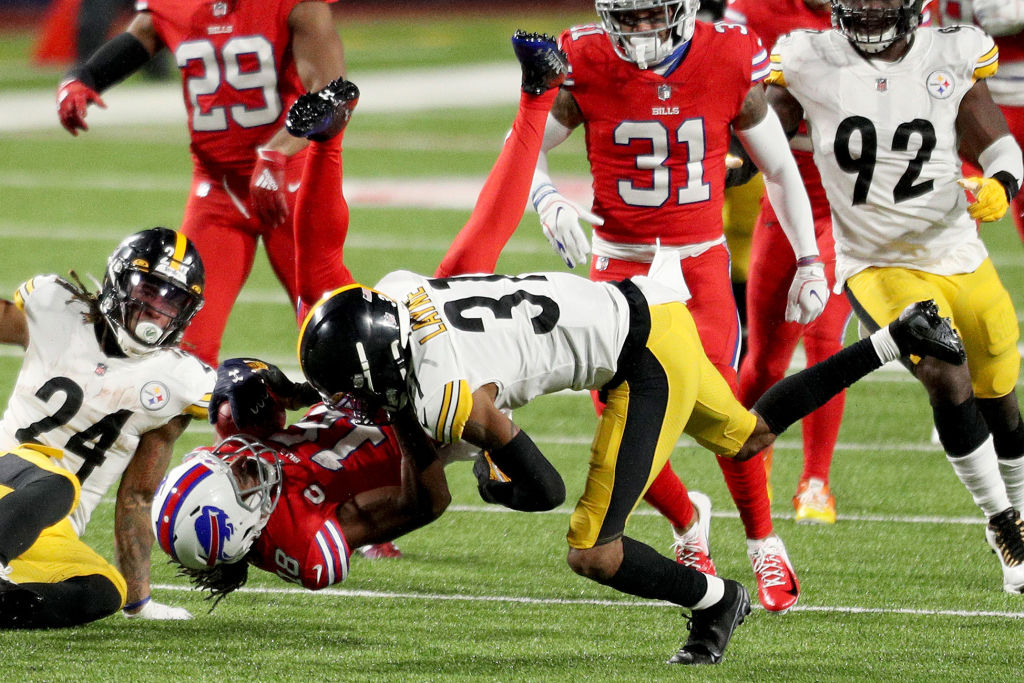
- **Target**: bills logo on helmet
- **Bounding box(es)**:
[141,381,170,411]
[195,505,237,566]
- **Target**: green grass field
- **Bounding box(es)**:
[2,11,1024,681]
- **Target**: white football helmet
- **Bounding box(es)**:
[152,436,282,569]
[596,0,701,69]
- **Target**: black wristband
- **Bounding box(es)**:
[66,32,153,93]
[992,171,1021,202]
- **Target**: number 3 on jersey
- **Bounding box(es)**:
[614,118,711,207]
[176,36,281,132]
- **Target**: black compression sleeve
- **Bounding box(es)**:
[753,336,883,435]
[66,32,153,92]
[483,430,566,512]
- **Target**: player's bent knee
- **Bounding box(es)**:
[566,543,619,581]
[913,357,973,401]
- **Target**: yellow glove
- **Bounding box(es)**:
[958,176,1010,223]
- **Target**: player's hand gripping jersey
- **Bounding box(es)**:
[558,21,769,245]
[0,275,213,533]
[767,26,1000,286]
[376,271,647,444]
[247,405,403,589]
[137,0,326,174]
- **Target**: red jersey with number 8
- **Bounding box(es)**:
[136,0,332,174]
[559,21,768,245]
[248,406,402,590]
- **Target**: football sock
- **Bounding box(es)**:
[434,88,558,278]
[933,396,989,456]
[716,453,773,539]
[602,536,709,608]
[8,575,122,629]
[753,336,881,436]
[0,474,76,565]
[643,463,694,531]
[802,328,846,481]
[998,457,1024,512]
[946,435,1012,518]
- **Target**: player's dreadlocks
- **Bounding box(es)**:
[175,557,252,611]
[56,270,103,325]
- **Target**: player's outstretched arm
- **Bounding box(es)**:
[56,13,160,136]
[0,298,28,348]
[117,415,193,620]
[334,408,450,548]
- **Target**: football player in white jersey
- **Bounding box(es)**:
[0,228,215,627]
[766,0,1024,593]
[296,278,963,664]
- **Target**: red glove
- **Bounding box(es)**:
[57,79,106,136]
[249,148,289,226]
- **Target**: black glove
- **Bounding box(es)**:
[724,134,759,188]
[210,358,281,431]
[256,362,320,410]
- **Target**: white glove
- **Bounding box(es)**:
[785,259,829,324]
[123,598,193,620]
[532,183,603,268]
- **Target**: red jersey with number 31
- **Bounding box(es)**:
[136,0,332,174]
[248,406,403,590]
[559,21,768,245]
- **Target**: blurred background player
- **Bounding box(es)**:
[724,0,852,524]
[938,0,1024,240]
[768,0,1024,592]
[55,0,352,369]
[526,0,830,612]
[0,228,213,627]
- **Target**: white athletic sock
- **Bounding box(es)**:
[691,574,725,610]
[998,457,1024,512]
[946,436,1012,517]
[869,325,901,364]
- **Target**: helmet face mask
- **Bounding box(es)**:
[298,285,410,417]
[596,0,701,69]
[99,228,204,357]
[831,0,923,54]
[152,435,282,570]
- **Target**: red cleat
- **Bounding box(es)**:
[357,542,403,559]
[748,534,800,613]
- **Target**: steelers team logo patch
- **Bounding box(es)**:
[926,70,955,99]
[141,381,170,411]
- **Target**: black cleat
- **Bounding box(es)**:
[511,30,568,95]
[668,580,751,665]
[986,507,1024,593]
[0,575,43,629]
[888,299,966,365]
[286,78,360,141]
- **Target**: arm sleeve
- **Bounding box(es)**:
[735,107,818,258]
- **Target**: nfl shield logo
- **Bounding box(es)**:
[876,78,887,92]
[212,1,228,16]
[657,84,671,101]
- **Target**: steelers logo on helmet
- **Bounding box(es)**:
[298,284,411,417]
[831,0,924,54]
[98,227,205,357]
[596,0,701,70]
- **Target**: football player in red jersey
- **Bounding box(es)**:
[938,0,1024,240]
[55,0,351,369]
[723,0,853,525]
[525,0,829,613]
[152,361,453,600]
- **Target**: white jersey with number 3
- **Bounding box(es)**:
[375,271,631,444]
[0,275,214,534]
[768,26,999,287]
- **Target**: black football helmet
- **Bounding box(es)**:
[298,284,410,415]
[98,227,204,357]
[831,0,924,54]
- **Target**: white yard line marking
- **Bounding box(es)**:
[149,583,1024,618]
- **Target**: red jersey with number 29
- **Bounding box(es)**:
[248,405,402,590]
[136,0,333,174]
[559,21,768,245]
